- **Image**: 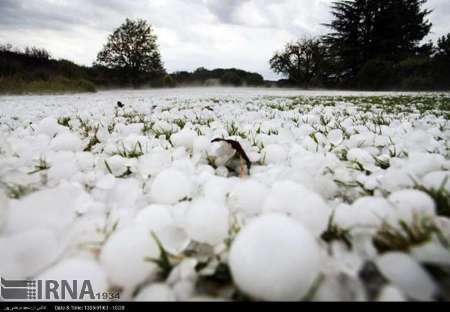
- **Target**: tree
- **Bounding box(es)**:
[324,0,432,85]
[96,18,165,85]
[24,47,51,60]
[431,34,450,89]
[436,34,450,58]
[270,38,327,87]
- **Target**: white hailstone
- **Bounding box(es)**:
[107,178,141,212]
[262,181,331,236]
[0,228,61,279]
[376,252,437,301]
[6,185,79,234]
[201,175,236,203]
[376,285,407,302]
[411,242,450,266]
[137,149,172,177]
[135,205,174,234]
[348,197,393,228]
[404,153,446,177]
[134,283,176,302]
[193,136,211,155]
[38,258,108,301]
[100,226,159,288]
[39,117,63,137]
[150,169,192,205]
[263,144,287,164]
[347,148,375,166]
[379,168,416,192]
[422,171,450,192]
[172,159,196,177]
[229,214,320,301]
[388,190,436,223]
[104,155,128,176]
[228,179,268,216]
[0,190,8,229]
[47,159,79,182]
[327,129,344,146]
[49,132,83,152]
[158,225,191,255]
[170,129,197,150]
[186,198,229,246]
[75,152,95,171]
[96,174,116,190]
[167,258,198,301]
[172,147,188,160]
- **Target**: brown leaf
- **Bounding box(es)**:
[211,138,252,171]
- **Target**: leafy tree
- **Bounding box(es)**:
[324,0,432,85]
[431,34,450,89]
[24,47,51,60]
[270,38,327,87]
[436,34,450,58]
[96,18,165,85]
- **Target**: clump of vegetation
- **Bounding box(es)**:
[321,212,353,249]
[373,215,448,254]
[145,232,175,279]
[414,177,450,218]
[28,158,50,175]
[115,142,144,159]
[4,184,37,199]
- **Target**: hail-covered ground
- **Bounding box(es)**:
[0,88,449,302]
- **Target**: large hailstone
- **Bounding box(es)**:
[38,117,63,137]
[38,258,108,301]
[135,205,190,255]
[49,132,83,152]
[186,198,229,246]
[135,205,173,234]
[376,252,437,301]
[228,179,268,216]
[262,181,331,236]
[388,189,436,223]
[150,169,192,205]
[334,196,393,230]
[229,214,320,301]
[422,171,450,192]
[170,129,197,150]
[100,226,160,288]
[6,184,80,234]
[0,228,61,279]
[262,144,287,164]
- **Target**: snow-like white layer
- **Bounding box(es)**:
[0,88,448,302]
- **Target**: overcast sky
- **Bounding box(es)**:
[1,0,449,80]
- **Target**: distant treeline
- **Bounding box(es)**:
[0,45,267,94]
[168,67,264,87]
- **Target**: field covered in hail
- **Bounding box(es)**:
[0,88,449,302]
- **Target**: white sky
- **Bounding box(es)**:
[0,0,449,80]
